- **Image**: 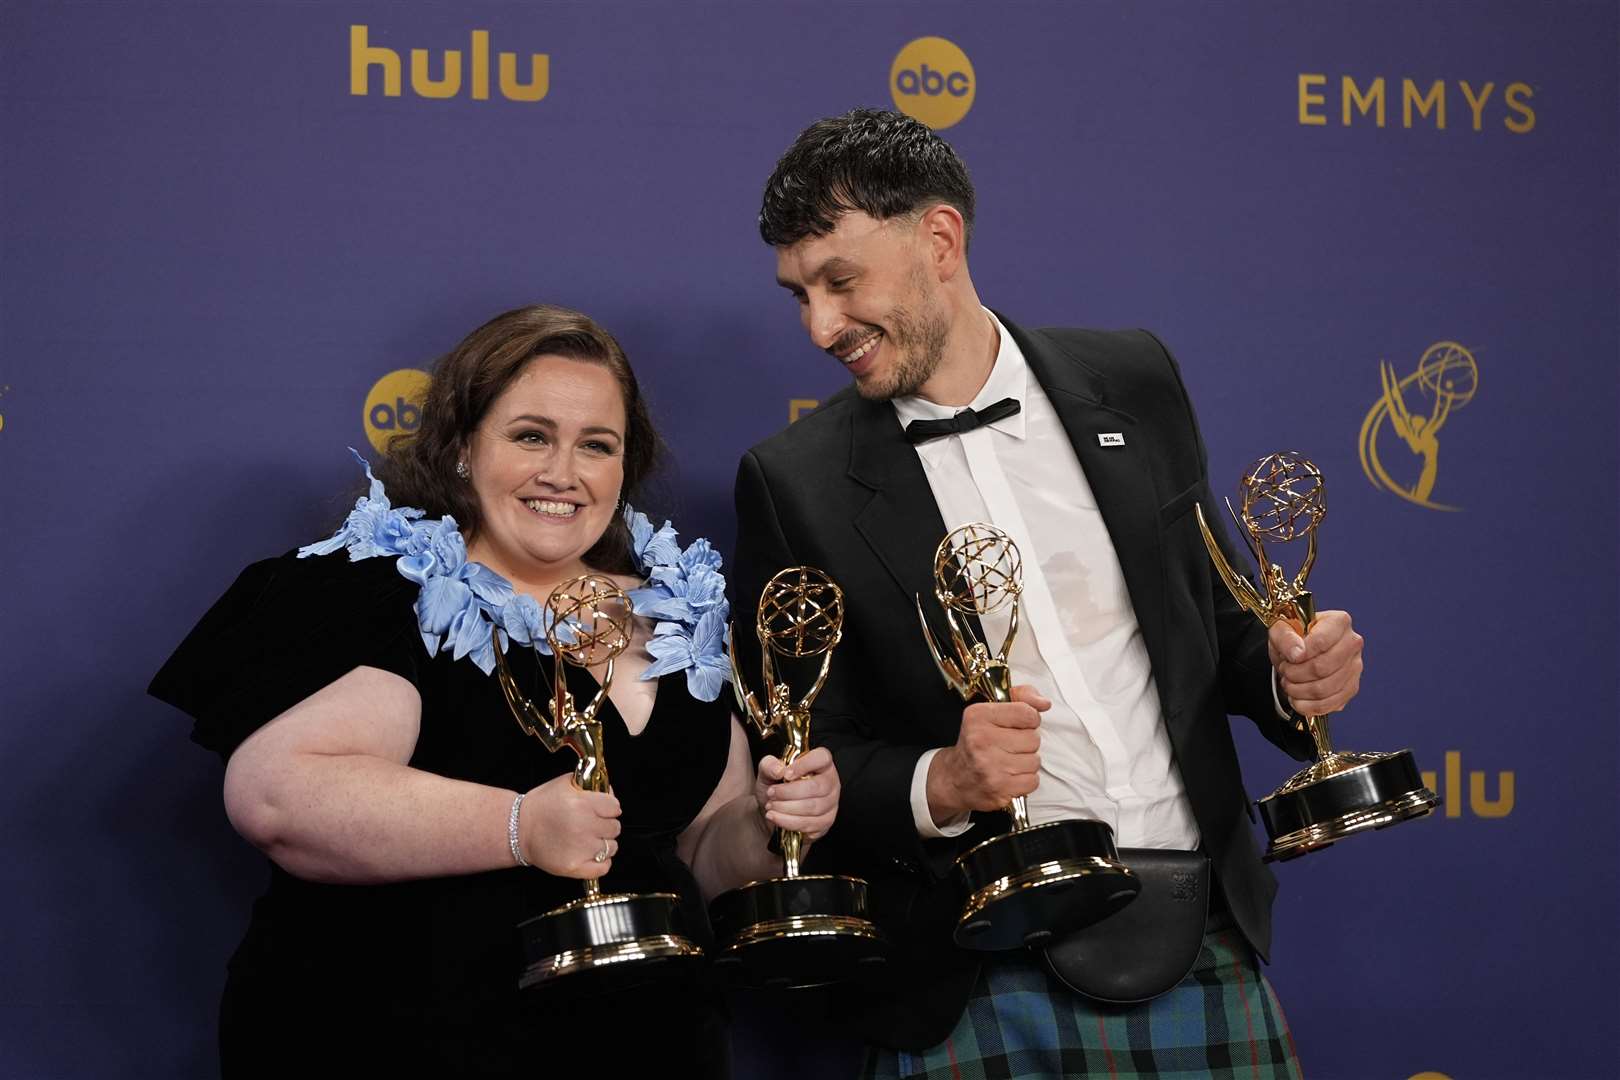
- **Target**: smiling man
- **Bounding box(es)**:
[730,109,1364,1078]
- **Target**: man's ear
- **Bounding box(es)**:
[918,203,967,281]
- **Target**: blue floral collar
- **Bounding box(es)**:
[297,450,731,701]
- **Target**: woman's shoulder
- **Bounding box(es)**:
[189,548,421,648]
[270,546,423,603]
[149,548,427,760]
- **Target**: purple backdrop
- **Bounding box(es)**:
[3,2,1616,1077]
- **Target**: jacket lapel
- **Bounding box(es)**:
[846,395,952,612]
[1000,317,1172,696]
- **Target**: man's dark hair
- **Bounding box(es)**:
[758,107,975,248]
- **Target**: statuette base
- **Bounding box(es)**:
[1258,748,1439,862]
[953,820,1139,951]
[710,874,888,989]
[518,890,702,991]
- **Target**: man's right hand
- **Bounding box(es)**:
[925,685,1050,827]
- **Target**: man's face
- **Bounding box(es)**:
[775,211,949,401]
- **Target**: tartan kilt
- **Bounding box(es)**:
[861,927,1302,1080]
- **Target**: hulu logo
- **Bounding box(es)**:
[1420,751,1514,819]
[350,26,549,102]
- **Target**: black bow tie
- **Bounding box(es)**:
[904,397,1021,445]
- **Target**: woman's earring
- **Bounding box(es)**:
[455,460,470,481]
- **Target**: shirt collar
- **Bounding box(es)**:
[891,309,1030,440]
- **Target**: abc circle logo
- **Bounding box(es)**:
[890,37,975,129]
[363,368,431,453]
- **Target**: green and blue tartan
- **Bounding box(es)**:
[862,928,1302,1080]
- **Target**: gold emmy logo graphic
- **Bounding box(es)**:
[0,384,9,433]
[350,26,549,102]
[788,398,819,423]
[363,369,431,453]
[1358,341,1479,510]
[890,37,975,130]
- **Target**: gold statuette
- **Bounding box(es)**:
[708,566,887,988]
[1196,452,1438,860]
[917,524,1138,951]
[493,574,702,989]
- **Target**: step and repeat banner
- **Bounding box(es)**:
[3,3,1615,1077]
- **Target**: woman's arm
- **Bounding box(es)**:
[677,717,840,901]
[222,665,620,884]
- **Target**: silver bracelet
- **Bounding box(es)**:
[508,792,530,868]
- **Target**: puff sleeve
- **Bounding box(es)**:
[149,551,425,761]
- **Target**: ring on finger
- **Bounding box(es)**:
[593,838,611,863]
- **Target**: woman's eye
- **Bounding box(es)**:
[516,430,547,445]
[583,440,617,455]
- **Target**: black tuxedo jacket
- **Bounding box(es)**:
[730,317,1314,1049]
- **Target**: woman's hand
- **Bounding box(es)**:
[518,773,622,880]
[753,747,840,843]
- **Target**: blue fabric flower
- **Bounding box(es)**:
[499,593,553,653]
[299,448,430,563]
[415,574,471,656]
[627,580,675,612]
[626,507,682,568]
[637,538,727,625]
[678,537,723,574]
[299,460,730,697]
[643,608,730,702]
[463,562,513,608]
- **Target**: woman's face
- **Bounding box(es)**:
[462,354,628,589]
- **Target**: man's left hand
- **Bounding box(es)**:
[1268,610,1364,716]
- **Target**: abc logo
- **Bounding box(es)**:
[889,37,975,130]
[363,368,431,453]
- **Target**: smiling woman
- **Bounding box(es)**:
[462,354,629,592]
[147,304,843,1078]
[377,305,663,583]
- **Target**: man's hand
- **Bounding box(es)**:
[1269,610,1364,716]
[925,685,1050,826]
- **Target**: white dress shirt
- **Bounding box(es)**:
[896,311,1202,851]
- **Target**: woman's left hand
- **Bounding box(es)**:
[753,747,840,842]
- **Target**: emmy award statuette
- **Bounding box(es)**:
[1196,452,1439,861]
[708,567,888,988]
[492,574,704,989]
[917,523,1139,951]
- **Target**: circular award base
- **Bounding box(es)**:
[518,890,703,992]
[709,874,888,990]
[952,819,1139,951]
[1257,748,1439,862]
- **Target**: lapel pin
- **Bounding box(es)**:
[1098,433,1125,447]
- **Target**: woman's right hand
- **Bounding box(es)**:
[517,773,622,880]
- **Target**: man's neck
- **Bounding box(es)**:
[915,299,999,408]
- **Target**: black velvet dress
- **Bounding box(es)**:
[150,551,734,1077]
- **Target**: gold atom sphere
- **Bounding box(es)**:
[545,574,633,666]
[758,566,844,658]
[935,522,1023,616]
[1239,452,1326,544]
